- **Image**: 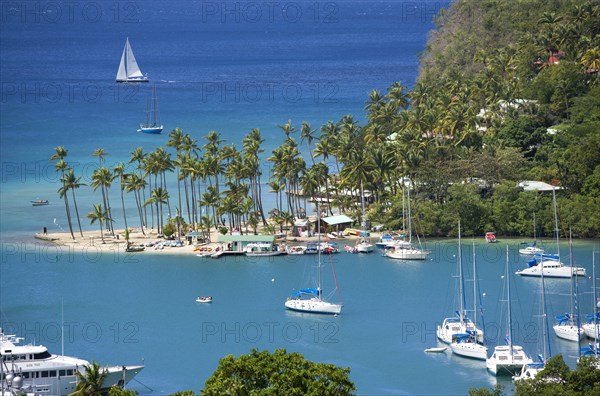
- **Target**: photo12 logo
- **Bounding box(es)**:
[0,1,140,24]
[198,1,339,24]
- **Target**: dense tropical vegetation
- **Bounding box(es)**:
[51,0,599,240]
[469,355,600,396]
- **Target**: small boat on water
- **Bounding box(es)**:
[424,347,447,353]
[485,232,497,243]
[138,86,163,134]
[30,199,49,206]
[286,245,307,255]
[196,296,213,303]
[116,37,149,83]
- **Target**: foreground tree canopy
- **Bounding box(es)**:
[201,348,356,396]
[469,355,600,396]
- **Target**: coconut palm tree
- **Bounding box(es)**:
[63,169,86,237]
[92,148,108,166]
[145,187,169,235]
[90,167,114,235]
[52,157,75,240]
[129,147,148,227]
[113,162,129,232]
[300,121,317,165]
[124,173,146,235]
[86,204,112,244]
[71,361,107,395]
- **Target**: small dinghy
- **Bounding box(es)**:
[196,296,213,303]
[424,347,447,353]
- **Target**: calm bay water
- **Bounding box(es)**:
[3,1,600,394]
[1,240,599,394]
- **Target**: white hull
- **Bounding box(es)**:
[554,324,584,341]
[355,242,374,253]
[437,320,484,344]
[516,260,586,278]
[285,298,342,315]
[519,246,545,255]
[450,342,488,360]
[486,345,531,376]
[583,323,600,339]
[385,248,427,260]
[286,246,306,255]
[513,364,544,382]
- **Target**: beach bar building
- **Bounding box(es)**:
[216,235,276,254]
[322,214,354,234]
[292,218,313,237]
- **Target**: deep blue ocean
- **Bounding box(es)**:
[3,1,600,395]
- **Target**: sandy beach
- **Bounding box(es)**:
[33,227,372,256]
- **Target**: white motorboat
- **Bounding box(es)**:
[355,238,374,253]
[450,333,488,360]
[286,245,307,255]
[244,242,284,257]
[519,245,545,255]
[516,259,586,278]
[196,296,213,303]
[0,329,143,395]
[486,247,532,376]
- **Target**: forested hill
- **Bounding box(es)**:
[382,0,600,237]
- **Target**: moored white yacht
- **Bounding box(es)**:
[486,247,532,376]
[449,333,488,360]
[516,259,586,278]
[553,313,584,341]
[0,329,143,395]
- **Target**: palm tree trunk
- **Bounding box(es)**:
[120,184,128,231]
[70,189,84,238]
[63,192,75,240]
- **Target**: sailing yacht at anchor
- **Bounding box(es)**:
[284,203,343,315]
[138,86,163,134]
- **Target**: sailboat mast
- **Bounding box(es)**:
[473,240,477,327]
[570,228,582,356]
[145,96,150,126]
[317,202,322,298]
[152,86,158,125]
[407,186,412,244]
[540,241,550,361]
[506,245,514,356]
[458,221,465,322]
[360,181,366,231]
[594,252,599,350]
[553,188,560,259]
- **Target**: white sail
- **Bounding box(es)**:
[116,43,127,81]
[125,38,144,78]
[116,38,147,82]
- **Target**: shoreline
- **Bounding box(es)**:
[30,228,376,256]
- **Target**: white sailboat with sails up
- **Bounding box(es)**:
[284,204,343,315]
[116,37,149,83]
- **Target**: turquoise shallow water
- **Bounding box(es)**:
[3,1,600,394]
[1,240,599,394]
